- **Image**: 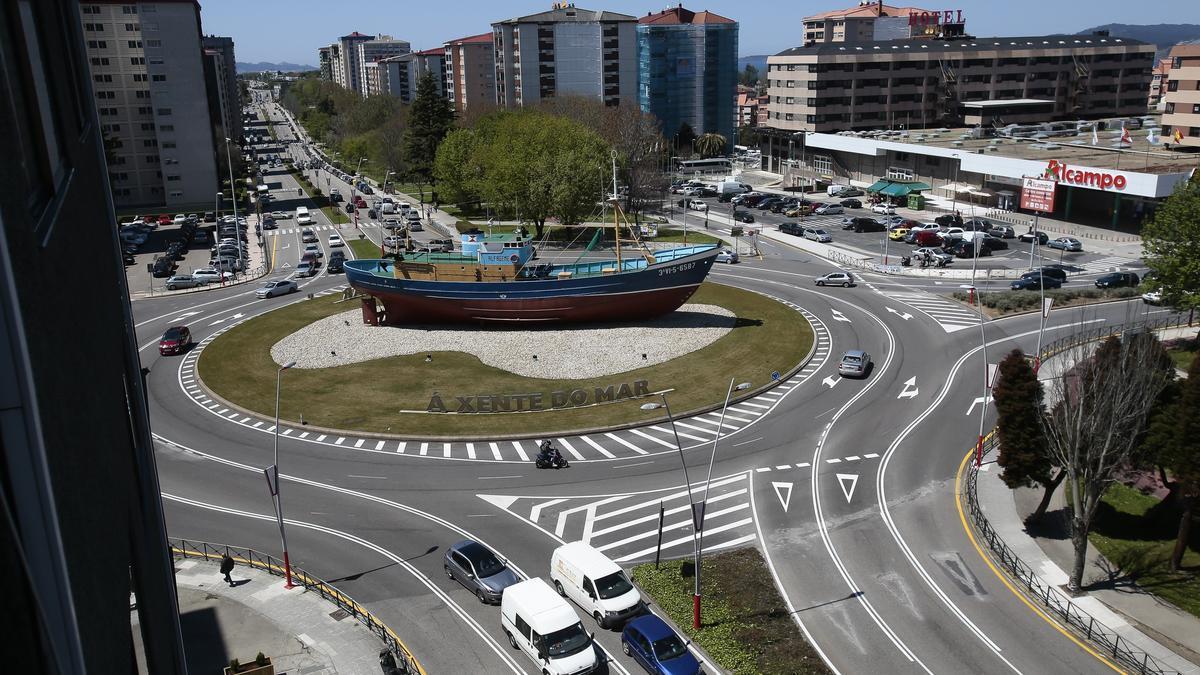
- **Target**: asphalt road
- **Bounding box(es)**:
[135,95,1183,675]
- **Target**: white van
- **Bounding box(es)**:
[550,542,644,629]
[717,180,750,196]
[827,184,851,197]
[500,578,599,675]
[380,202,396,214]
[295,206,312,225]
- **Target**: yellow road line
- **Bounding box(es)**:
[954,449,1126,674]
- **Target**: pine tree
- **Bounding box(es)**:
[1161,354,1200,570]
[994,349,1062,523]
[403,72,455,191]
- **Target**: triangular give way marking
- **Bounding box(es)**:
[836,474,859,503]
[771,482,793,512]
[476,494,519,510]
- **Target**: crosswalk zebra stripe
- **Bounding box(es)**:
[557,438,585,461]
[649,424,708,442]
[579,435,616,459]
[628,428,676,450]
[604,432,648,455]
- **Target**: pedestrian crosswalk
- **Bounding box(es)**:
[479,473,758,563]
[175,298,832,463]
[1073,256,1140,274]
[270,224,348,235]
[879,290,981,333]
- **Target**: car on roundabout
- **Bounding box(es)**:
[1018,230,1050,245]
[443,539,520,605]
[1095,271,1139,289]
[1010,273,1063,291]
[1047,236,1083,252]
[815,271,855,287]
[256,279,298,298]
[621,614,701,675]
[838,349,872,378]
[158,326,193,355]
[714,249,740,264]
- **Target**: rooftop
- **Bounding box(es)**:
[417,47,445,56]
[496,5,636,24]
[446,32,494,45]
[775,33,1152,57]
[1168,43,1200,58]
[638,6,735,25]
[824,116,1200,176]
[340,31,370,40]
[804,3,932,21]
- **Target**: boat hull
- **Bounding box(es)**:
[345,247,719,325]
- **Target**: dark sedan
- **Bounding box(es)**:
[1018,230,1050,245]
[840,198,862,209]
[1095,272,1140,289]
[733,211,755,223]
[1011,274,1063,291]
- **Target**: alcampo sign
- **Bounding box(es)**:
[427,379,651,413]
[1045,159,1128,191]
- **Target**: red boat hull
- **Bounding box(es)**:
[374,283,705,324]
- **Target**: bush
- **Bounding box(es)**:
[973,286,1139,314]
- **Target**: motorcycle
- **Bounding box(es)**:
[534,442,569,469]
[900,256,912,267]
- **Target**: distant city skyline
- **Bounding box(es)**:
[202,0,1200,66]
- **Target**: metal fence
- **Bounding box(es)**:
[169,538,425,675]
[963,315,1198,675]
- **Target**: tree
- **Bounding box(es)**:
[739,64,759,87]
[1040,334,1174,592]
[695,133,727,159]
[1142,176,1200,314]
[994,350,1063,524]
[737,125,757,148]
[403,72,455,190]
[1150,354,1200,570]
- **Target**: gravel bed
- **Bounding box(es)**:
[271,304,736,379]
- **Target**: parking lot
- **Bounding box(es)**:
[670,183,1145,275]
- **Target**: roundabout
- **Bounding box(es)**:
[193,282,816,439]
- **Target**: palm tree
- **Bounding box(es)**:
[695,133,727,159]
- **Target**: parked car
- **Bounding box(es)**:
[783,205,812,218]
[1095,271,1140,289]
[840,198,863,209]
[837,188,864,198]
[443,539,520,604]
[991,225,1016,239]
[621,614,702,675]
[158,326,192,355]
[838,349,872,378]
[686,199,708,211]
[814,203,844,215]
[256,279,299,297]
[714,249,740,264]
[1010,274,1063,291]
[871,203,896,215]
[1018,230,1050,245]
[165,275,202,291]
[889,227,912,241]
[946,240,991,258]
[850,218,886,233]
[192,268,231,284]
[779,222,803,235]
[815,271,855,287]
[980,234,1008,251]
[756,198,783,211]
[427,239,454,252]
[914,229,944,247]
[151,257,176,277]
[962,218,993,232]
[1047,236,1083,252]
[803,227,833,243]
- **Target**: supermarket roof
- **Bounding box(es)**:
[774,34,1152,57]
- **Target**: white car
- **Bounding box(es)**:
[815,204,844,215]
[272,210,290,219]
[256,279,298,298]
[815,272,855,287]
[686,199,708,211]
[192,268,233,284]
[804,227,833,243]
[871,203,896,215]
[383,235,405,247]
[293,262,317,278]
[1141,289,1163,305]
[302,243,323,258]
[173,213,187,224]
[328,234,344,247]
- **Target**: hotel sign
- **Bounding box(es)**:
[1045,159,1128,191]
[1020,177,1057,213]
[908,10,965,26]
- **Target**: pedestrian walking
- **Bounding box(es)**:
[220,554,235,586]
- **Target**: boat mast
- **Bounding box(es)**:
[611,150,621,270]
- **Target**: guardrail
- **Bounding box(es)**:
[963,314,1198,675]
[169,538,425,675]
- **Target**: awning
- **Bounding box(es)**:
[939,182,975,193]
[880,181,932,198]
[866,180,892,193]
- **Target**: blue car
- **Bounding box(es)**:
[621,614,701,675]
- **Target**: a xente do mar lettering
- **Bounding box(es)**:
[658,262,696,277]
[1045,159,1128,191]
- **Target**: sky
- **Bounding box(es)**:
[199,0,1200,65]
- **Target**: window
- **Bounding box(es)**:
[1168,81,1179,92]
[140,123,153,131]
[169,191,184,198]
[124,23,139,31]
[133,73,146,82]
[122,5,138,13]
[148,57,163,65]
[156,108,171,116]
[812,154,832,174]
[515,615,531,640]
[82,5,98,14]
[785,113,794,121]
[146,39,161,47]
[159,124,173,131]
[142,139,157,147]
[1194,104,1200,114]
[166,175,181,182]
[887,166,914,180]
[130,57,144,65]
[785,80,794,88]
[136,106,151,114]
[1192,127,1200,138]
[135,90,149,99]
[162,142,176,149]
[84,23,102,32]
[127,40,142,48]
[151,74,165,82]
[87,40,108,49]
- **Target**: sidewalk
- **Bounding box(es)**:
[138,557,387,674]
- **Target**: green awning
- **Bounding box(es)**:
[866,180,891,193]
[879,181,932,197]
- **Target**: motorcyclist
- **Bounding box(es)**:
[538,440,564,466]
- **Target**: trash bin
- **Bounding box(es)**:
[907,193,926,211]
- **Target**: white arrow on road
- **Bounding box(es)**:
[772,482,793,512]
[897,376,919,399]
[966,395,994,416]
[836,474,859,503]
[830,309,852,323]
[885,307,914,320]
[168,311,200,323]
[822,375,840,388]
[209,312,246,326]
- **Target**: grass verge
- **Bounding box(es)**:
[1090,482,1200,619]
[347,237,380,260]
[196,282,812,437]
[951,287,1139,317]
[632,549,831,675]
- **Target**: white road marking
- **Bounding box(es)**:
[529,498,567,523]
[604,432,647,455]
[772,482,793,511]
[580,435,616,458]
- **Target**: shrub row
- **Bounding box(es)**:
[951,286,1139,313]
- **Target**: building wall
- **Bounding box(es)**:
[3,3,186,674]
[356,38,411,98]
[318,46,332,80]
[202,36,241,141]
[765,38,1154,133]
[1162,47,1200,150]
[417,52,447,98]
[444,41,495,111]
[639,21,737,148]
[338,34,371,92]
[80,0,219,209]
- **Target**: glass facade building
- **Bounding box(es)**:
[637,8,738,153]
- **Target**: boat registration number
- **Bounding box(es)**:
[658,262,696,276]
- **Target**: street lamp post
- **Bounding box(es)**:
[271,361,297,588]
[351,157,367,231]
[225,137,242,271]
[215,192,222,221]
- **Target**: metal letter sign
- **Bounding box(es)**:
[1020,177,1056,213]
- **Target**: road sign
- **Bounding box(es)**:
[1020,177,1057,213]
[772,482,793,512]
[771,370,781,381]
[263,465,279,496]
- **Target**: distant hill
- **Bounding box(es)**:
[738,55,769,75]
[1077,23,1200,59]
[236,61,317,74]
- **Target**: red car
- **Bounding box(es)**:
[157,214,173,226]
[354,196,366,208]
[914,229,944,247]
[142,214,157,224]
[158,325,192,355]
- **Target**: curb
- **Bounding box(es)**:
[190,289,818,443]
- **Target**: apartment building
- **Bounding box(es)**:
[736,90,768,128]
[356,35,411,97]
[334,31,371,91]
[79,0,219,208]
[379,49,447,103]
[764,33,1154,134]
[802,2,966,44]
[202,35,242,141]
[444,33,495,112]
[1149,57,1172,109]
[637,6,737,149]
[417,48,448,98]
[1162,44,1200,150]
[318,45,332,80]
[493,5,637,107]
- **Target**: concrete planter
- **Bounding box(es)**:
[224,657,274,675]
